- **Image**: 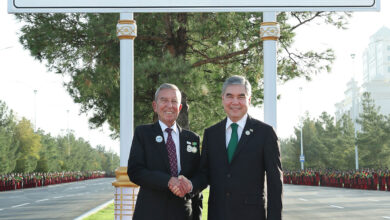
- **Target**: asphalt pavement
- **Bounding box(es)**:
[283,184,390,220]
[1,179,389,219]
[0,178,115,220]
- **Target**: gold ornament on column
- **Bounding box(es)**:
[117,20,137,40]
[260,21,280,41]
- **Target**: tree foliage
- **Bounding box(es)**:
[0,101,18,173]
[0,100,119,174]
[356,92,390,168]
[14,118,42,173]
[282,92,390,170]
[15,12,351,136]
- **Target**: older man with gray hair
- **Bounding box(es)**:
[128,83,202,220]
[191,75,283,220]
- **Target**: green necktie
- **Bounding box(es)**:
[227,123,238,163]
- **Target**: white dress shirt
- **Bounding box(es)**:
[225,114,248,148]
[159,120,181,173]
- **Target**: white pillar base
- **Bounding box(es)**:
[112,167,139,220]
[114,186,139,220]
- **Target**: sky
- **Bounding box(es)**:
[251,0,390,138]
[0,1,118,153]
[1,1,390,155]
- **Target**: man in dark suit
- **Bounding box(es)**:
[191,75,283,220]
[127,83,202,220]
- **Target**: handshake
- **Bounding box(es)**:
[168,175,192,198]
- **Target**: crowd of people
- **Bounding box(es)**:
[283,168,390,191]
[0,171,106,192]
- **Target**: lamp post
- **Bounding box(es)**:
[33,89,37,132]
[299,87,304,170]
[351,53,359,170]
[354,122,359,170]
[67,109,70,156]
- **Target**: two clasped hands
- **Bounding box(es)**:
[168,175,192,197]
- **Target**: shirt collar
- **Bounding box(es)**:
[226,114,248,130]
[159,120,178,134]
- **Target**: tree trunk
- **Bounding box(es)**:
[177,93,189,130]
[162,13,190,129]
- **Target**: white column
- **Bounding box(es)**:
[113,13,138,220]
[119,13,135,167]
[261,12,279,130]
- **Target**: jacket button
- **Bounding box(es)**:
[227,174,231,178]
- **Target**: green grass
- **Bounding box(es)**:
[85,188,209,220]
[202,188,209,220]
[84,202,115,220]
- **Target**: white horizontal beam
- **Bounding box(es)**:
[9,0,380,13]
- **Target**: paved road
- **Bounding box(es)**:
[2,180,389,219]
[284,184,390,220]
[0,178,115,220]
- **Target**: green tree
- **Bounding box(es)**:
[385,115,390,168]
[282,111,355,170]
[0,100,119,174]
[282,114,324,170]
[104,149,120,175]
[0,100,18,174]
[314,112,337,167]
[282,92,390,171]
[36,131,61,172]
[59,133,88,171]
[357,92,389,168]
[280,138,299,170]
[15,12,350,137]
[14,118,42,173]
[295,115,325,169]
[334,113,355,169]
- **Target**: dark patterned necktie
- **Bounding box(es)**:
[165,128,178,177]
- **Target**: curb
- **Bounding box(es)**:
[74,199,114,220]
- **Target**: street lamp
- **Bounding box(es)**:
[33,89,37,132]
[299,87,304,170]
[67,109,70,156]
[351,53,359,170]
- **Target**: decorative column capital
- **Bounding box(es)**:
[117,20,137,40]
[112,167,138,187]
[260,21,280,41]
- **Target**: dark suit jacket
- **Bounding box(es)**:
[128,122,202,220]
[192,115,283,220]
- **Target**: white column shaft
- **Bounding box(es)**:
[263,12,277,130]
[120,13,134,167]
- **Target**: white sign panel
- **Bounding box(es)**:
[8,0,380,13]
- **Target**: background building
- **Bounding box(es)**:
[335,78,360,122]
[335,26,390,123]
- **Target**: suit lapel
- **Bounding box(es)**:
[152,122,170,171]
[178,125,186,175]
[218,118,230,166]
[231,115,254,164]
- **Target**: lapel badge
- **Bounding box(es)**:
[250,129,253,132]
[187,145,193,152]
[245,130,251,136]
[155,135,163,143]
[187,141,191,144]
[192,147,197,153]
[192,142,197,146]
